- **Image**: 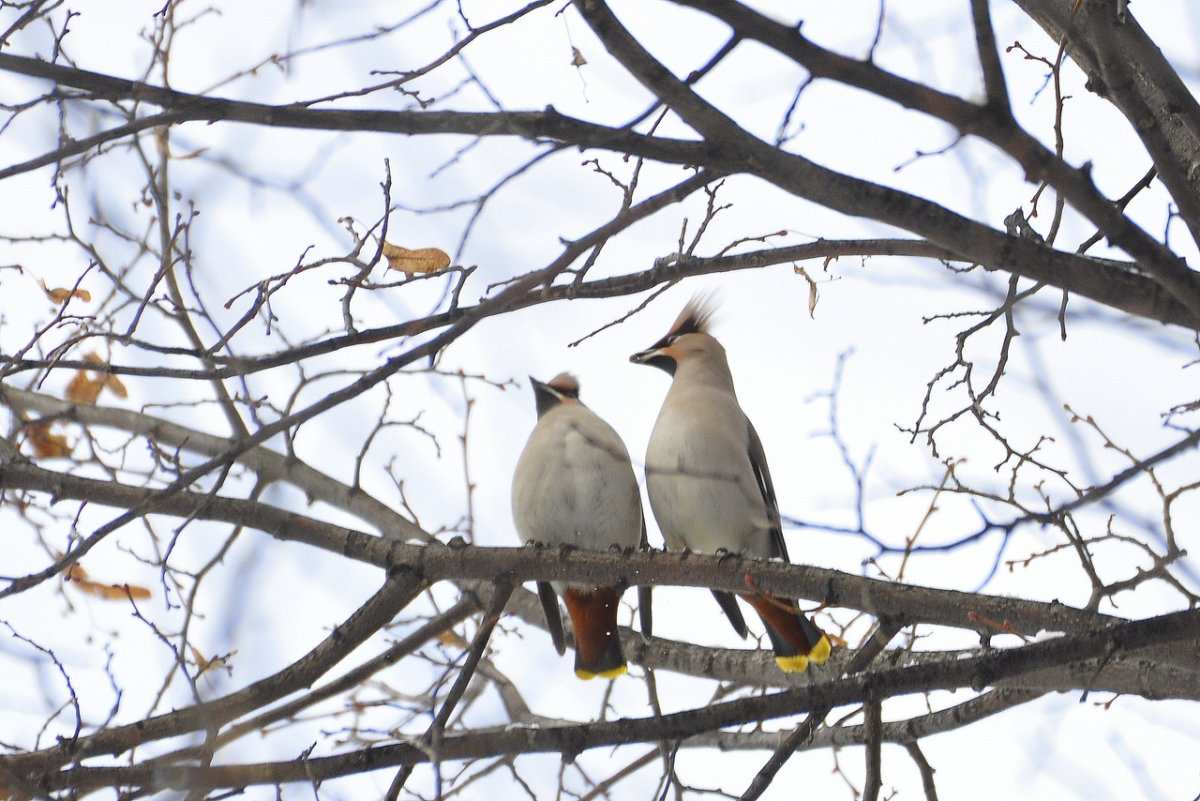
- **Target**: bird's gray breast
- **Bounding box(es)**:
[644,387,772,557]
[513,407,641,550]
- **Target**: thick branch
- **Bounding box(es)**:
[700,687,1043,751]
[0,459,1131,637]
[0,569,423,778]
[21,609,1200,794]
[613,0,1200,323]
[1012,0,1200,249]
[1,49,1195,329]
[628,633,1200,701]
[1,238,1189,388]
[5,449,1194,698]
[0,266,558,600]
[0,52,711,170]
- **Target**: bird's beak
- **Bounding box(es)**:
[529,376,560,417]
[629,348,658,365]
[630,346,676,376]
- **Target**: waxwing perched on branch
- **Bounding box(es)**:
[512,373,650,679]
[630,298,831,672]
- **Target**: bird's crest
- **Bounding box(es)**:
[545,372,580,399]
[666,294,717,339]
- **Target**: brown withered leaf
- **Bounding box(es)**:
[104,373,128,398]
[436,629,469,649]
[85,353,129,398]
[189,644,211,673]
[190,644,236,676]
[86,582,152,601]
[66,352,126,403]
[63,558,152,600]
[382,242,451,276]
[25,421,71,458]
[65,372,104,404]
[64,561,152,601]
[571,46,587,66]
[794,265,819,318]
[40,280,91,304]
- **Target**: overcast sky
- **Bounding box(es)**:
[2,2,1199,799]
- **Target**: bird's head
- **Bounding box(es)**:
[630,295,723,376]
[529,372,581,417]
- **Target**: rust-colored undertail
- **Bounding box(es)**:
[739,591,832,673]
[562,586,627,680]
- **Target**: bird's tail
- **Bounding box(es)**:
[712,589,749,638]
[740,591,831,673]
[562,586,627,680]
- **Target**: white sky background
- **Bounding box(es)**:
[2,1,1199,799]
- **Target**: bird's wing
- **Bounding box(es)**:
[536,581,566,655]
[637,512,653,640]
[746,417,788,562]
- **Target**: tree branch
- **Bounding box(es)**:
[637,0,1200,321]
[0,458,1137,636]
[19,609,1198,794]
[0,569,423,779]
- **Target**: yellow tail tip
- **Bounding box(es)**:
[809,635,832,665]
[575,664,628,681]
[775,654,810,673]
[775,636,832,673]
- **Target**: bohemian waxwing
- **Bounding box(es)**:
[511,372,650,680]
[630,298,831,673]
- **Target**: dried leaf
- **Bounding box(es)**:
[40,281,91,303]
[25,422,71,458]
[83,582,151,601]
[189,644,208,670]
[104,374,128,399]
[571,46,587,67]
[65,371,104,404]
[66,572,152,601]
[190,645,235,676]
[66,352,126,402]
[437,629,469,649]
[62,555,152,601]
[190,645,215,674]
[382,242,451,276]
[104,376,129,399]
[794,265,819,318]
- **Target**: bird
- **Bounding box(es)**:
[511,372,651,679]
[630,297,831,673]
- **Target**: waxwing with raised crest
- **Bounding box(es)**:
[630,298,831,672]
[511,373,650,679]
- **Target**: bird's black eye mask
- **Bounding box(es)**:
[640,348,677,376]
[532,380,579,417]
[633,296,712,376]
